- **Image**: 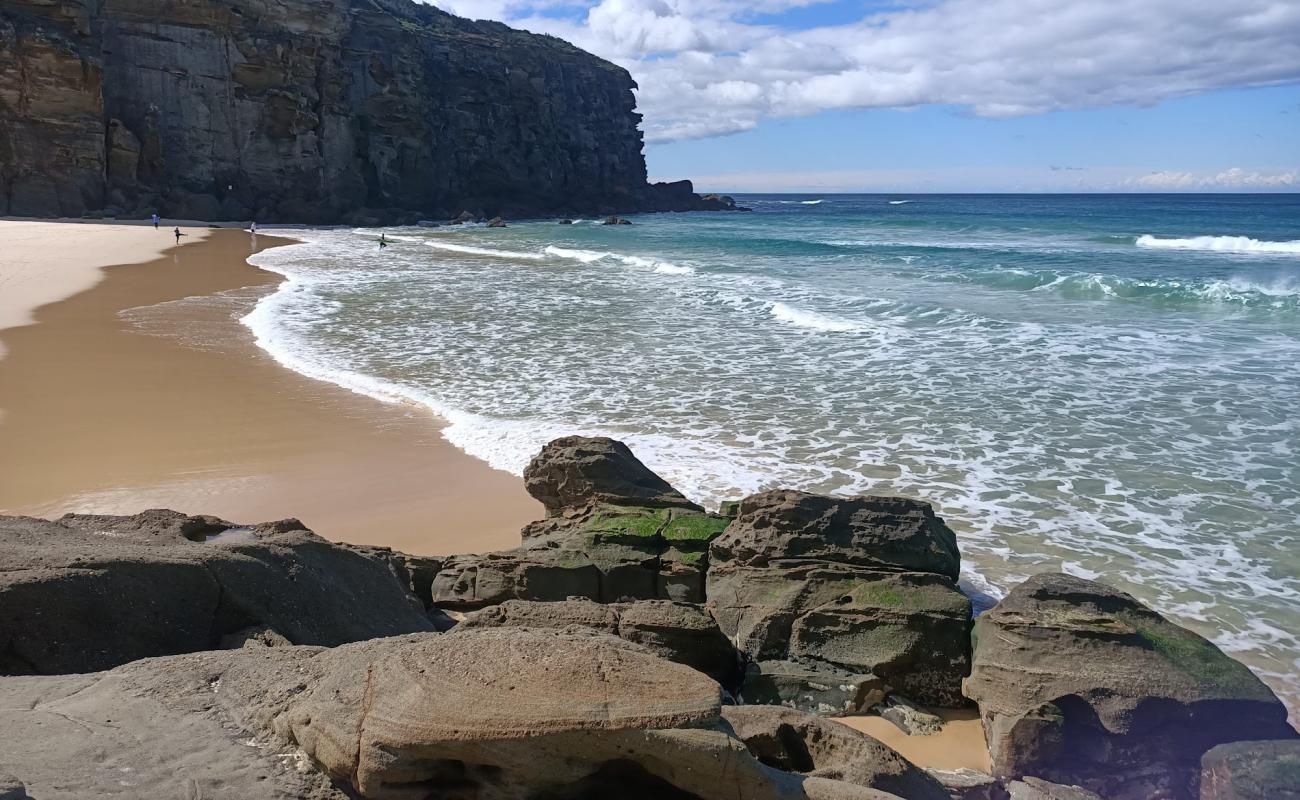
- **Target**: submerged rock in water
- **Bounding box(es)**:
[964,572,1298,800]
[0,510,432,675]
[708,490,972,709]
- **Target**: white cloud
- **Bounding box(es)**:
[1131,168,1299,189]
[430,0,1300,143]
[653,165,1299,193]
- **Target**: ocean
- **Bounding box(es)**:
[244,194,1300,712]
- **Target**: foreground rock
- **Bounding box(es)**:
[0,510,431,674]
[964,573,1298,800]
[1199,740,1300,799]
[458,597,740,685]
[0,629,906,799]
[708,490,972,711]
[432,437,728,608]
[722,705,951,800]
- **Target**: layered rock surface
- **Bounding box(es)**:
[0,629,907,799]
[0,509,432,674]
[0,0,727,221]
[432,437,728,608]
[964,573,1297,800]
[708,490,972,710]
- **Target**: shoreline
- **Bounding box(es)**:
[0,224,540,555]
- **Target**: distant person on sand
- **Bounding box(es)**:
[152,213,159,229]
[173,227,185,244]
[379,233,388,249]
[250,221,258,235]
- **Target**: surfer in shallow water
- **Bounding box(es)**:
[379,233,389,249]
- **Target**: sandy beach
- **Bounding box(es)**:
[0,222,540,555]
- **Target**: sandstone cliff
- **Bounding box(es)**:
[0,0,720,222]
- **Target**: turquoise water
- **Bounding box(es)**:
[246,194,1300,713]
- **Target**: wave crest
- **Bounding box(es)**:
[1136,234,1300,255]
[769,302,866,332]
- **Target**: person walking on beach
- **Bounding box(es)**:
[152,213,160,229]
[250,221,258,235]
[173,227,185,244]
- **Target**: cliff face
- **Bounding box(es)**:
[0,0,708,222]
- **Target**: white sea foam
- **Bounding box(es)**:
[544,246,695,274]
[544,246,608,263]
[801,199,825,205]
[239,220,1300,721]
[769,302,866,332]
[424,241,546,260]
[889,200,912,205]
[1136,234,1300,254]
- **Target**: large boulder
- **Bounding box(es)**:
[708,491,972,709]
[964,573,1298,800]
[523,436,700,516]
[0,510,431,674]
[433,440,727,608]
[0,628,907,799]
[722,705,952,800]
[1199,740,1300,799]
[457,598,741,686]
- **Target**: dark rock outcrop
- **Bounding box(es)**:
[708,490,972,710]
[457,597,741,686]
[433,437,726,609]
[926,768,1006,800]
[964,573,1298,800]
[523,436,699,516]
[1199,740,1300,800]
[722,705,951,800]
[0,0,734,222]
[0,629,907,799]
[0,509,432,674]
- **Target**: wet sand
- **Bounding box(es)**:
[837,709,992,772]
[0,227,540,555]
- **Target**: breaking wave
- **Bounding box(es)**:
[1136,235,1300,255]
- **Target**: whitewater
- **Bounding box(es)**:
[243,193,1300,716]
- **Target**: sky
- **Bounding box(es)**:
[427,0,1300,192]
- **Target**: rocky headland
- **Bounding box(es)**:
[0,0,738,222]
[1,435,1295,799]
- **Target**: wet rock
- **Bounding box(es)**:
[559,218,574,224]
[452,210,477,224]
[1199,739,1300,800]
[603,215,633,224]
[0,510,432,675]
[487,216,507,227]
[708,491,972,708]
[964,573,1298,800]
[741,659,888,715]
[723,705,951,800]
[878,694,945,736]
